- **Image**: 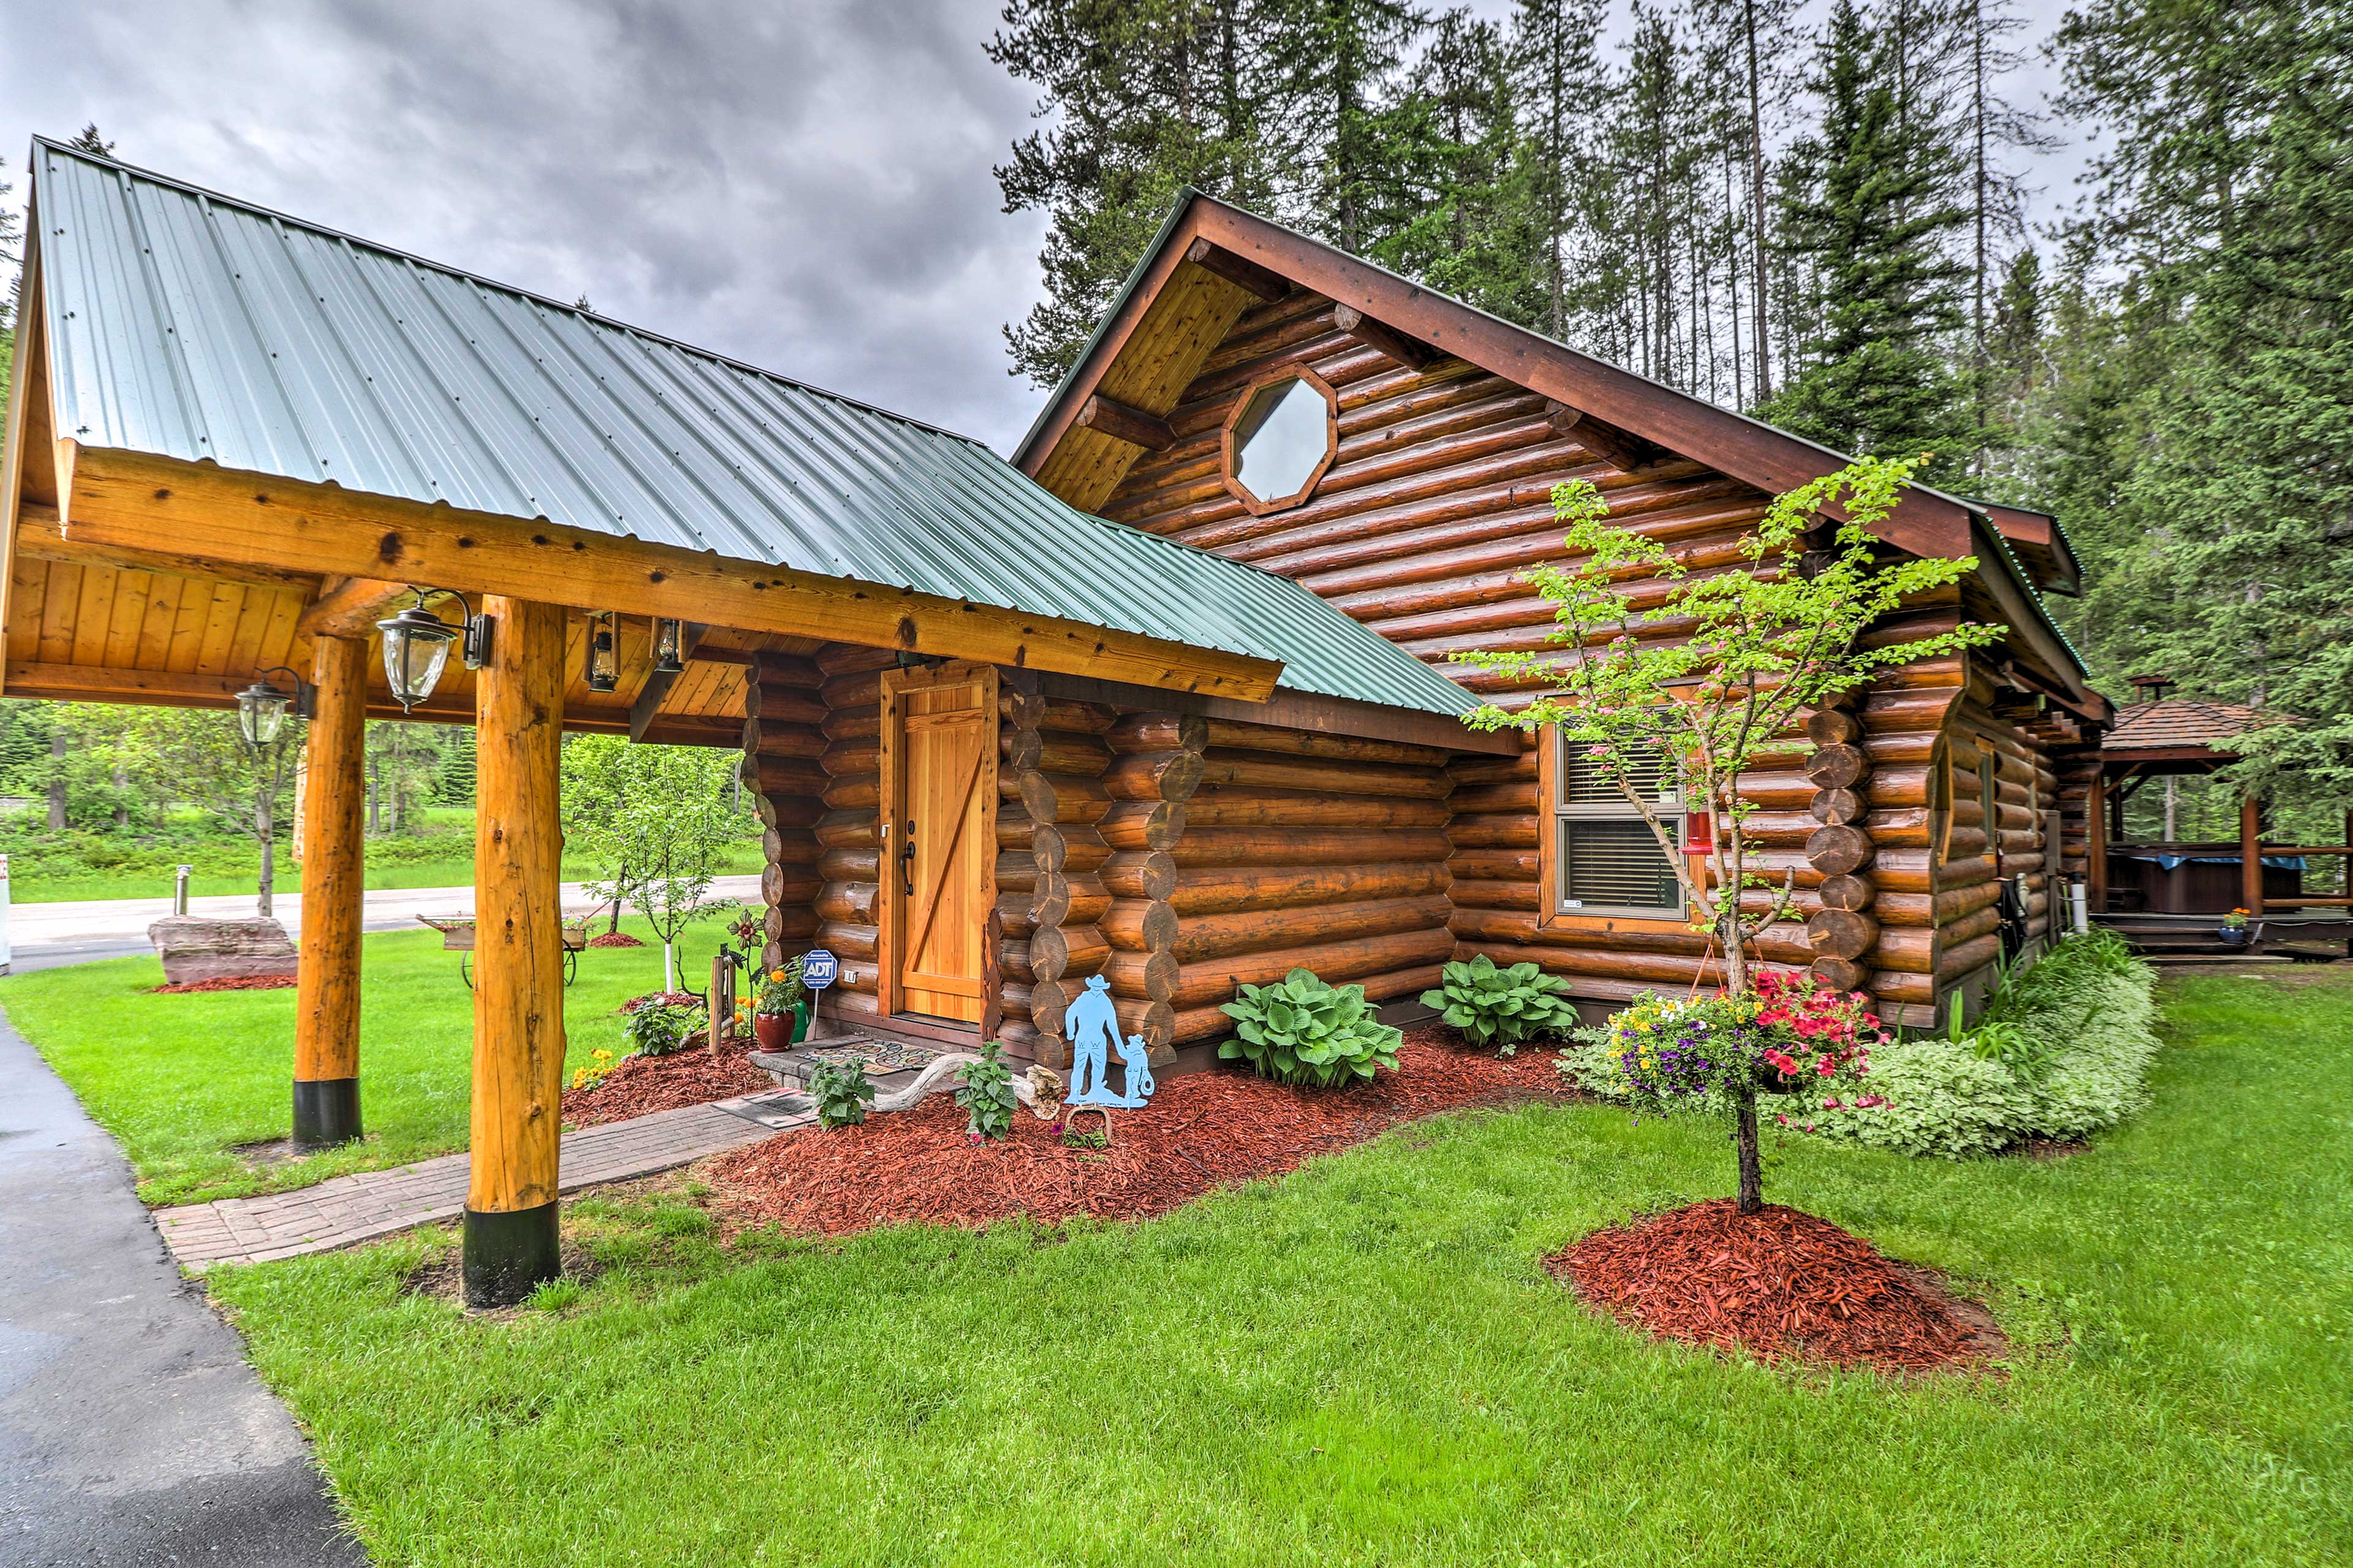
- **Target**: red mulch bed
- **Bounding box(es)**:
[711,1037,1553,1236]
[564,1049,772,1127]
[587,931,646,948]
[150,974,297,994]
[1548,1200,1995,1373]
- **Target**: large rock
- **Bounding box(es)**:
[146,916,299,985]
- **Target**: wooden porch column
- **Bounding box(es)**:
[2240,792,2264,915]
[291,635,369,1145]
[463,598,568,1308]
[2086,771,2109,914]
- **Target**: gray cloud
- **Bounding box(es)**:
[0,0,1051,449]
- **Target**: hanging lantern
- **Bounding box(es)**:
[651,617,686,676]
[234,674,295,748]
[376,596,462,711]
[585,612,620,693]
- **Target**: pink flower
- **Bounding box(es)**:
[1856,1095,1886,1109]
[1776,1115,1790,1126]
[1822,1097,1843,1110]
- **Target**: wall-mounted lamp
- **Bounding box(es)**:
[234,665,315,748]
[585,612,620,694]
[651,618,686,676]
[375,589,493,712]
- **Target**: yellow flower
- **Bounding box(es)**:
[770,968,787,982]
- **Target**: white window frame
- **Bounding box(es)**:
[1547,728,1689,920]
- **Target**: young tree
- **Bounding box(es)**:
[121,708,303,916]
[1453,456,2000,1211]
[561,736,747,993]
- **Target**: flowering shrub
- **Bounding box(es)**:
[569,1048,618,1093]
[754,960,805,1018]
[1574,971,1884,1119]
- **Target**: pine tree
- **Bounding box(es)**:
[2048,0,2353,810]
[1689,0,1797,403]
[1260,0,1430,255]
[68,124,115,158]
[1369,10,1545,324]
[1756,0,1971,474]
[989,0,1282,386]
[1508,0,1605,340]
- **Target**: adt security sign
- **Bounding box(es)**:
[801,950,838,991]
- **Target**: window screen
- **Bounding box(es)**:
[1553,734,1685,917]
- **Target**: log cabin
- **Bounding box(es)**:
[1013,191,2115,1034]
[1,144,2116,1297]
[0,140,1501,1301]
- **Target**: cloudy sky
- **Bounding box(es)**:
[0,0,2088,455]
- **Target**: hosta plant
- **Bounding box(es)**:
[809,1059,876,1130]
[1219,968,1403,1089]
[621,1000,700,1058]
[955,1041,1019,1142]
[1422,953,1580,1054]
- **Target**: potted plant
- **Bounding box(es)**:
[751,958,807,1051]
[2219,907,2253,947]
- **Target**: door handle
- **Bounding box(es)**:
[899,823,917,898]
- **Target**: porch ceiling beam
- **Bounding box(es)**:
[298,575,414,637]
[1184,237,1290,302]
[628,621,707,743]
[1073,393,1176,453]
[58,445,1285,705]
[13,501,324,592]
[1332,305,1437,371]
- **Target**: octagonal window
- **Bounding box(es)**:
[1223,371,1336,512]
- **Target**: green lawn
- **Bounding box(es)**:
[0,915,747,1206]
[187,968,2348,1566]
[6,843,763,904]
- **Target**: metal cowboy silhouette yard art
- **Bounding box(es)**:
[1063,974,1156,1108]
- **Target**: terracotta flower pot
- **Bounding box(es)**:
[753,1012,794,1051]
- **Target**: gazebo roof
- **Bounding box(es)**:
[2106,698,2286,754]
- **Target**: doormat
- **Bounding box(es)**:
[806,1039,945,1075]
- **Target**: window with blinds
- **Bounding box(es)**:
[1553,736,1686,917]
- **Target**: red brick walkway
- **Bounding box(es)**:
[153,1096,806,1268]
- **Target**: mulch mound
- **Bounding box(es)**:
[587,931,646,948]
[712,1037,1552,1236]
[150,974,298,994]
[564,1049,772,1127]
[1548,1200,1995,1373]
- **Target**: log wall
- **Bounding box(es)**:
[742,651,829,972]
[1078,287,2088,1027]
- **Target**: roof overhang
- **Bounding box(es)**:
[1981,502,2082,597]
[44,443,1286,704]
[1015,192,1978,561]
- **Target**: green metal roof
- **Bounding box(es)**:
[28,140,1476,719]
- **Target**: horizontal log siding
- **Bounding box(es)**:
[745,652,829,972]
[1012,689,1133,1066]
[797,646,897,1032]
[1155,717,1459,1047]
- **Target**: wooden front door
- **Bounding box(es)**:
[879,661,999,1023]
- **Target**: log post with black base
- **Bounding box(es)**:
[292,635,368,1145]
[464,597,567,1309]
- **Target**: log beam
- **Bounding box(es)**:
[1185,237,1290,301]
[59,447,1284,704]
[297,575,413,637]
[464,597,568,1309]
[1074,393,1177,453]
[1332,305,1438,371]
[291,635,368,1146]
[630,621,708,743]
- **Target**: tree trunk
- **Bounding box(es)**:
[1733,1086,1764,1215]
[47,731,66,831]
[257,787,275,919]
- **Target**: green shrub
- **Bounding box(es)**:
[1218,968,1403,1089]
[955,1042,1018,1142]
[1769,932,2162,1158]
[620,1001,700,1058]
[810,1059,876,1130]
[1420,954,1581,1054]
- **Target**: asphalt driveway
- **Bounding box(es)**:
[0,1012,366,1566]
